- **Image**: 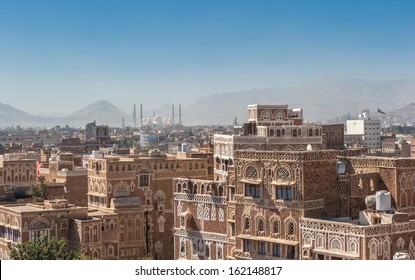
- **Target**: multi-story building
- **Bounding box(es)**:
[75,150,209,260]
[0,199,88,260]
[0,153,37,199]
[173,104,415,260]
[345,110,381,149]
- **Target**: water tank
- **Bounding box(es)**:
[376,191,392,211]
[337,161,346,174]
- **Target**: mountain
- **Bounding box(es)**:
[182,76,415,125]
[0,102,53,128]
[63,100,131,127]
[1,77,415,127]
[0,100,131,128]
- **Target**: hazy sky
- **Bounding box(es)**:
[0,0,414,115]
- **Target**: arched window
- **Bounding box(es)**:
[275,167,290,182]
[257,218,264,232]
[245,165,258,179]
[287,221,295,235]
[263,111,271,120]
[368,238,379,260]
[348,240,358,253]
[316,235,324,248]
[331,238,342,251]
[205,244,210,259]
[272,219,280,234]
[244,216,250,230]
[397,238,405,251]
[400,175,408,190]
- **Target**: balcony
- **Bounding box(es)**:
[233,249,252,260]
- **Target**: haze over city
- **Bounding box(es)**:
[1,0,414,117]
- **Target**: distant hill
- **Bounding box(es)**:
[0,102,53,128]
[0,100,131,128]
[63,100,130,127]
[1,77,414,128]
[181,76,415,125]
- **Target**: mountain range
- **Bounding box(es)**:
[1,76,414,128]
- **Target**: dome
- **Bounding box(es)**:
[153,115,162,123]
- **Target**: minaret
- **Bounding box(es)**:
[172,104,175,124]
[140,103,143,127]
[179,104,182,125]
[133,104,137,127]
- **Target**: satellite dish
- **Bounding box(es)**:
[306,144,312,151]
[64,186,69,194]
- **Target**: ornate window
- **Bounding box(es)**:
[397,238,405,251]
[409,239,415,260]
[180,239,186,256]
[114,184,129,198]
[275,167,291,182]
[205,244,210,259]
[369,239,378,260]
[197,204,203,219]
[331,238,342,251]
[192,241,197,256]
[29,219,49,242]
[275,111,284,120]
[257,218,265,232]
[108,245,114,256]
[287,221,295,235]
[348,240,358,254]
[243,216,250,230]
[245,165,258,179]
[262,111,271,120]
[204,206,210,220]
[211,205,216,221]
[177,202,183,216]
[218,208,225,222]
[217,244,223,260]
[158,216,166,233]
[272,219,280,234]
[316,236,324,248]
[400,175,408,190]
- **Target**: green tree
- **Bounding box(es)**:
[30,176,48,202]
[8,234,80,260]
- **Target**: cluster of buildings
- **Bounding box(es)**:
[1,104,415,260]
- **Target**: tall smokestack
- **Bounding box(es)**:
[140,103,143,127]
[133,104,136,127]
[172,104,175,124]
[179,104,182,125]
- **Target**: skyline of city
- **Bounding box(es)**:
[1,0,414,116]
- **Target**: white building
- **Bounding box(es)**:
[346,110,381,149]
